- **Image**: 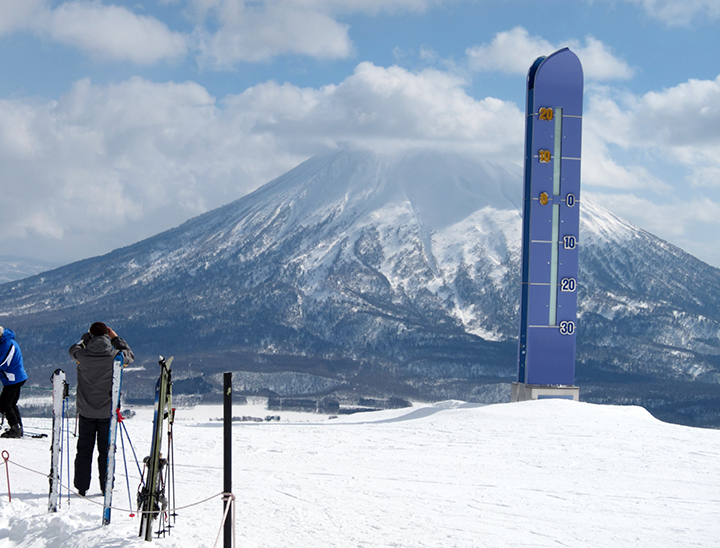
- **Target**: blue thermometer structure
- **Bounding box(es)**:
[517,48,583,387]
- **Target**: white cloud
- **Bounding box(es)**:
[49,2,188,64]
[466,27,634,81]
[580,75,720,267]
[190,0,444,67]
[293,0,435,13]
[627,77,720,150]
[466,27,553,75]
[1,0,447,68]
[618,0,720,26]
[189,0,436,18]
[585,191,720,264]
[0,64,522,262]
[585,76,720,188]
[0,1,187,65]
[0,0,49,34]
[0,77,291,261]
[586,193,683,236]
[225,61,523,154]
[580,135,669,193]
[195,3,353,65]
[576,36,635,81]
[580,92,672,193]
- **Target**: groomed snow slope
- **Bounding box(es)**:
[1,400,719,547]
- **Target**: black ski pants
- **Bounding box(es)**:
[0,381,25,427]
[74,415,110,494]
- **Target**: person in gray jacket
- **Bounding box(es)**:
[69,322,134,497]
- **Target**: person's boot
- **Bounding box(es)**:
[0,423,23,438]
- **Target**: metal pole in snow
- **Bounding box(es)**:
[223,372,232,548]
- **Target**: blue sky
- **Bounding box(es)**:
[1,0,719,267]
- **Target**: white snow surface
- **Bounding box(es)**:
[1,399,719,547]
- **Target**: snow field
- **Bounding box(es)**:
[1,399,719,547]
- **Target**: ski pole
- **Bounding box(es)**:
[60,398,66,506]
[118,413,136,517]
[59,400,68,504]
[2,451,11,502]
[65,399,71,505]
[120,420,144,477]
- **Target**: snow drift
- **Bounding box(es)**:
[0,399,719,547]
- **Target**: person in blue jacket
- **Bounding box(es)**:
[0,326,28,438]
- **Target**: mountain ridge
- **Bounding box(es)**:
[2,147,720,426]
[0,255,63,284]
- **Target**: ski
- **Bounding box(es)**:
[138,356,173,541]
[102,353,125,525]
[48,369,68,513]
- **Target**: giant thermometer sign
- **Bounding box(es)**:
[517,48,583,391]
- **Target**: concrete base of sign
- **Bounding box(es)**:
[511,382,579,402]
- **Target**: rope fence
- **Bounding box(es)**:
[4,451,236,545]
[2,453,228,516]
[5,368,237,547]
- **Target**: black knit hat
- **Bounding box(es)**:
[89,322,108,337]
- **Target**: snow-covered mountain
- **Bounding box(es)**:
[1,148,719,425]
[0,255,61,283]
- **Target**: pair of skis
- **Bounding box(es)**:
[102,354,125,525]
[48,369,70,513]
[48,354,124,522]
[108,353,176,539]
[138,355,175,541]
